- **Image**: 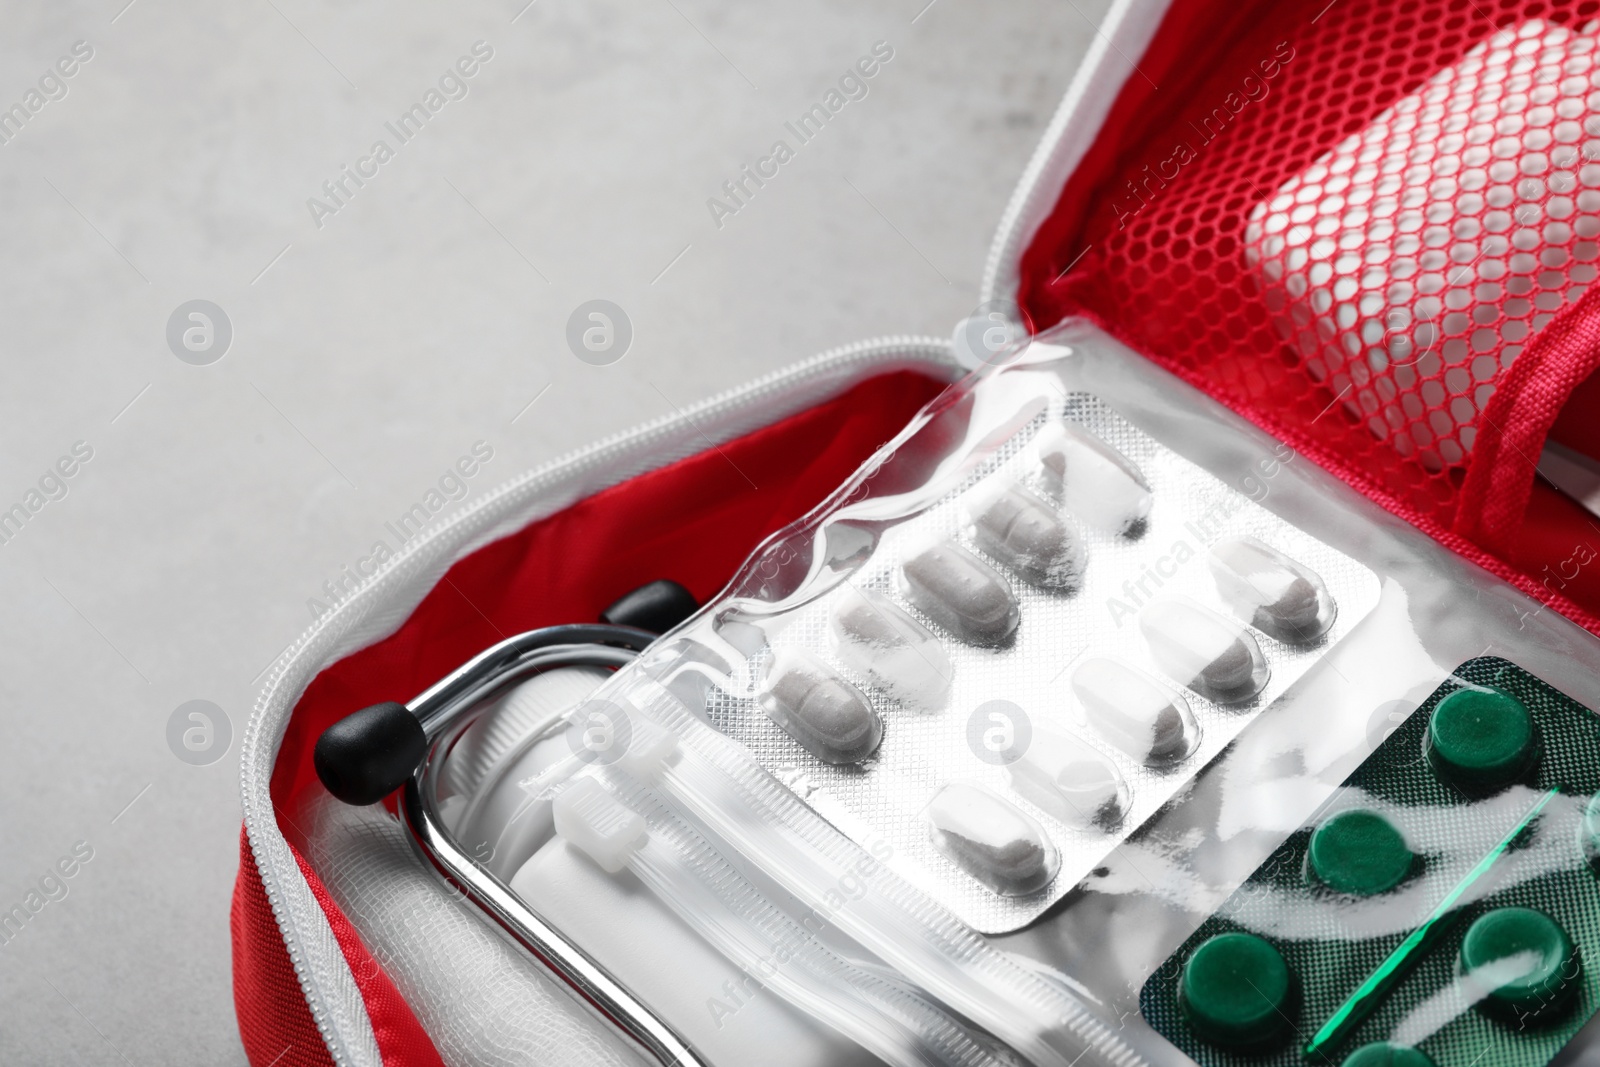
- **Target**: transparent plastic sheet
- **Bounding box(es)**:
[589,681,1129,1067]
[547,772,1008,1067]
[245,340,962,1067]
[542,320,1600,1067]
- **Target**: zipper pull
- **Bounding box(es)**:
[951,300,1027,369]
[950,301,1074,370]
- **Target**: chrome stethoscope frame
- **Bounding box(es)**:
[393,623,709,1067]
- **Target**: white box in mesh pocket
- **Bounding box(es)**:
[1244,19,1600,472]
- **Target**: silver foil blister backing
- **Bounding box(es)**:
[705,392,1382,934]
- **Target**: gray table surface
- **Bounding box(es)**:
[0,1,1109,1062]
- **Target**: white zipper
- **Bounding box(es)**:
[978,0,1172,310]
[241,334,961,1066]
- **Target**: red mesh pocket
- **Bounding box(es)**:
[1243,19,1600,477]
[1023,0,1600,542]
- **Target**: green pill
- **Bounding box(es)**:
[1340,1042,1437,1067]
[1180,932,1295,1049]
[1459,906,1582,1022]
[1427,687,1537,791]
[1308,810,1414,896]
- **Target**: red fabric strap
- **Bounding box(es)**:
[1455,282,1600,556]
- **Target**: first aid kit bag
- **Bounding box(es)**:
[231,4,1600,1067]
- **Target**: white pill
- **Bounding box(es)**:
[898,541,1021,647]
[1036,422,1153,536]
[1072,657,1199,765]
[1207,536,1336,644]
[1139,595,1270,703]
[828,588,952,708]
[967,482,1087,591]
[925,782,1059,896]
[757,649,883,765]
[1005,728,1128,829]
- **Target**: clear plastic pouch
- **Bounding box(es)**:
[424,321,1600,1067]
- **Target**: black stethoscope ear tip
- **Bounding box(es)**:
[314,701,428,806]
[599,579,698,634]
[311,614,668,807]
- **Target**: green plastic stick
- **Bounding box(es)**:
[1303,787,1560,1060]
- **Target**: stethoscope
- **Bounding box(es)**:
[313,584,711,1067]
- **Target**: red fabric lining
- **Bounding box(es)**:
[1016,0,1600,633]
[233,369,948,1065]
[1550,370,1600,459]
[1514,482,1600,605]
[1016,0,1274,299]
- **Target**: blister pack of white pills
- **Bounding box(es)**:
[628,353,1382,934]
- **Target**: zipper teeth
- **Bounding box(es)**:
[240,334,959,1065]
[978,0,1150,308]
[979,94,1081,306]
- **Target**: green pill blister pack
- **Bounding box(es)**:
[1140,657,1600,1067]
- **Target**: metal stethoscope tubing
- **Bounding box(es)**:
[318,623,709,1067]
[408,623,651,739]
